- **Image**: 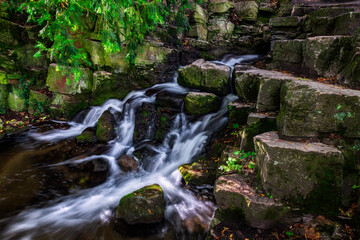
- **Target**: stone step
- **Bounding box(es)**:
[272,36,352,78]
[278,77,360,138]
[227,100,255,127]
[214,174,290,229]
[254,131,344,215]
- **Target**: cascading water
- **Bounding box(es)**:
[0,55,259,240]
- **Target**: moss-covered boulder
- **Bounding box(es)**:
[178,59,231,95]
[46,64,93,95]
[117,155,139,172]
[96,110,117,142]
[8,86,26,111]
[188,24,208,41]
[254,131,344,215]
[208,0,234,14]
[207,16,234,42]
[184,92,221,115]
[234,1,258,21]
[116,184,165,224]
[278,79,360,138]
[84,40,173,72]
[49,93,89,120]
[76,127,96,143]
[214,174,289,229]
[179,156,216,186]
[233,65,260,101]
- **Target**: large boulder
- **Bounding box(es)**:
[272,40,304,72]
[46,64,93,95]
[76,127,96,143]
[116,184,165,224]
[278,78,360,138]
[214,174,289,229]
[254,132,344,215]
[207,16,234,43]
[96,110,117,142]
[184,92,221,115]
[178,59,231,95]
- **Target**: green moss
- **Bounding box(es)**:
[90,90,129,106]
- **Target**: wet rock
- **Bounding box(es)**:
[278,78,360,138]
[179,156,216,186]
[214,174,289,229]
[254,132,344,215]
[178,59,231,96]
[184,92,221,115]
[96,110,117,142]
[116,184,165,224]
[234,1,258,22]
[46,63,93,95]
[76,127,96,143]
[117,155,139,172]
[155,91,185,111]
[227,101,255,127]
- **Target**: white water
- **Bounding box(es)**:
[1,55,259,239]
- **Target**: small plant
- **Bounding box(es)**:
[219,157,242,172]
[219,150,256,173]
[29,99,49,116]
[232,123,239,129]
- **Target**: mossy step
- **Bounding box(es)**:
[254,131,344,216]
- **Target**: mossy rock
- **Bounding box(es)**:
[28,90,50,116]
[49,93,89,120]
[96,110,116,142]
[184,92,221,115]
[254,132,344,216]
[46,63,93,95]
[178,59,231,96]
[208,0,234,14]
[76,127,96,143]
[179,156,216,185]
[234,1,258,22]
[116,184,165,224]
[7,86,26,112]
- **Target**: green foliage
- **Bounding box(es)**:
[11,0,196,82]
[219,150,256,173]
[29,98,49,116]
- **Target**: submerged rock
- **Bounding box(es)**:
[184,92,221,115]
[178,59,231,95]
[214,174,289,229]
[117,155,139,172]
[179,156,216,186]
[116,184,165,224]
[254,132,344,215]
[96,110,117,142]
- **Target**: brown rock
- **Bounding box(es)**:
[117,155,139,172]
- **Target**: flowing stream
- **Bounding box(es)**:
[0,55,259,239]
